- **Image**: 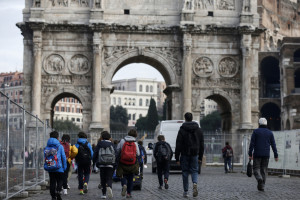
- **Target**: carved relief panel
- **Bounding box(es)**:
[68,54,90,75]
[217,0,235,10]
[193,57,214,77]
[43,54,65,75]
[194,0,235,10]
[47,0,89,7]
[217,57,238,78]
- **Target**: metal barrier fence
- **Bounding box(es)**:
[110,131,154,141]
[0,91,52,200]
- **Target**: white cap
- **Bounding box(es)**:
[259,118,267,125]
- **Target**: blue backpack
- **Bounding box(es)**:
[44,146,62,171]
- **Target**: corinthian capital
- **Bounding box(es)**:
[183,33,192,53]
[241,34,252,57]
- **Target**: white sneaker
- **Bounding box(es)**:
[121,185,127,196]
[63,189,67,195]
[183,191,189,198]
[106,187,113,198]
[101,195,107,199]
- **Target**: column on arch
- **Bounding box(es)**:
[182,33,192,116]
[240,34,253,129]
[31,30,42,117]
[91,31,102,128]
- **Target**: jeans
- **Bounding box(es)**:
[253,157,269,187]
[100,167,114,195]
[63,162,70,189]
[121,174,134,195]
[77,164,91,189]
[157,160,170,186]
[49,172,63,198]
[180,155,198,192]
[224,157,232,172]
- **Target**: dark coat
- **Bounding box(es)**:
[93,140,114,164]
[175,121,204,162]
[248,126,278,158]
[153,141,173,162]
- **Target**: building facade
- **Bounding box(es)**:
[200,99,218,120]
[111,78,161,126]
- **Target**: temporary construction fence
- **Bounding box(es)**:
[0,91,52,200]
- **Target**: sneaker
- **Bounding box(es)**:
[83,183,88,193]
[183,191,189,198]
[106,186,113,198]
[98,183,102,190]
[158,185,163,190]
[121,185,127,196]
[126,193,132,198]
[164,179,169,189]
[79,189,84,195]
[193,183,198,197]
[67,184,70,189]
[257,179,264,191]
[101,195,107,199]
[63,189,68,195]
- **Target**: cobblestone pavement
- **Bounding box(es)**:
[26,166,300,200]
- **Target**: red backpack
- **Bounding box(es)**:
[60,141,70,159]
[120,141,137,165]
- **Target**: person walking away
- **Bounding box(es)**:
[93,131,115,199]
[116,129,140,198]
[222,142,233,173]
[75,132,93,195]
[248,118,278,191]
[137,140,147,179]
[175,112,204,198]
[154,135,173,190]
[44,131,67,200]
[60,134,71,195]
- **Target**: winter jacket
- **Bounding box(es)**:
[45,138,67,173]
[248,127,278,158]
[154,141,173,162]
[138,144,148,164]
[116,136,140,159]
[75,138,94,160]
[93,140,114,168]
[222,145,233,158]
[68,145,78,164]
[175,121,204,162]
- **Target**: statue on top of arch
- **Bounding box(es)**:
[183,0,195,10]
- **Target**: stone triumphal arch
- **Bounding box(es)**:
[19,0,262,140]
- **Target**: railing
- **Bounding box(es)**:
[110,130,154,141]
[0,91,52,200]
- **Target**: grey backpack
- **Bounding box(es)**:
[97,145,115,166]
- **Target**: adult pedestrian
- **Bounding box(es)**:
[116,129,140,198]
[248,117,278,191]
[75,131,93,195]
[175,112,204,198]
[44,131,67,200]
[154,135,173,190]
[93,131,115,199]
[222,142,233,173]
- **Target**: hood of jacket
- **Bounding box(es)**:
[124,136,136,142]
[47,138,61,147]
[180,121,199,133]
[77,138,88,145]
[97,140,112,148]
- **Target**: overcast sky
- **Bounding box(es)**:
[0,1,164,81]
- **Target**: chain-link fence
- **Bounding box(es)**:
[0,91,52,199]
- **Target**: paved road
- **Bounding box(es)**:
[26,166,300,200]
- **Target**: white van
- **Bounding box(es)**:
[150,120,200,173]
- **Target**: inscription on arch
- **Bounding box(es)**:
[218,57,238,77]
[43,54,65,75]
[193,57,214,77]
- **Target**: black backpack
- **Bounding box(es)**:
[76,142,91,166]
[185,130,199,156]
[156,142,170,162]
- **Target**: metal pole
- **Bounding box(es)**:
[43,120,47,181]
[6,98,10,198]
[283,131,287,175]
[22,108,26,189]
[35,116,38,184]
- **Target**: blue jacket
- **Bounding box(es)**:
[75,138,93,158]
[46,138,67,173]
[248,127,278,158]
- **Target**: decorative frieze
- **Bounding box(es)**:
[193,57,214,77]
[68,55,90,75]
[41,75,91,85]
[104,46,138,66]
[194,0,235,10]
[217,57,238,78]
[192,77,240,88]
[43,54,65,75]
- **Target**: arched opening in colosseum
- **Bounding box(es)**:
[260,102,281,131]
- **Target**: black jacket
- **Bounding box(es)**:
[175,121,204,162]
[153,141,173,161]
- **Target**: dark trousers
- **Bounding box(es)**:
[63,162,70,189]
[49,172,63,198]
[253,157,269,187]
[100,167,114,195]
[157,160,170,186]
[224,157,232,172]
[121,174,134,195]
[77,164,91,189]
[139,162,144,175]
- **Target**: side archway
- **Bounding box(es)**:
[260,102,281,131]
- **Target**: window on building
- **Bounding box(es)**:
[128,114,131,120]
[118,97,121,105]
[146,99,149,106]
[61,107,65,112]
[77,118,80,122]
[132,98,136,106]
[61,117,64,120]
[19,99,22,103]
[133,114,136,120]
[61,98,64,102]
[139,99,143,106]
[15,108,18,113]
[124,98,127,105]
[139,114,142,118]
[56,106,59,111]
[139,85,143,92]
[128,98,131,105]
[146,85,149,92]
[71,98,75,103]
[113,97,116,105]
[67,107,70,112]
[122,86,125,91]
[15,91,18,95]
[150,86,153,92]
[72,118,75,121]
[72,108,74,113]
[76,108,80,113]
